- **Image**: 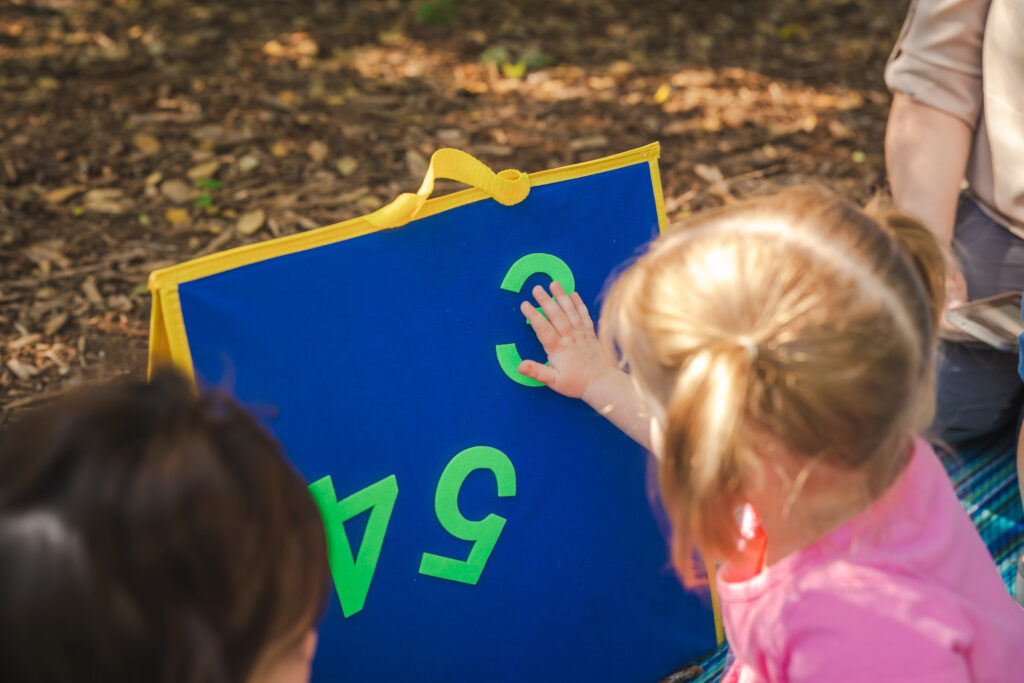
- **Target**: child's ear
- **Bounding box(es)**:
[300,630,318,665]
[248,629,318,683]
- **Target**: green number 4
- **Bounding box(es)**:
[309,474,398,618]
[310,447,517,617]
[419,446,517,585]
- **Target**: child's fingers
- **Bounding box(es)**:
[532,285,572,336]
[571,291,594,329]
[518,359,557,386]
[521,301,560,349]
[551,282,582,327]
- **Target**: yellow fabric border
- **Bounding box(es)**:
[148,142,663,375]
[648,158,669,233]
[148,142,660,291]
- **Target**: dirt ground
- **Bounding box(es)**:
[0,0,910,422]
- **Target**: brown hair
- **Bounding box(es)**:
[600,187,944,582]
[0,369,328,683]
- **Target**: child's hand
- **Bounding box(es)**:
[517,282,614,399]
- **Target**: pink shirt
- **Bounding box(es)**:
[718,438,1024,682]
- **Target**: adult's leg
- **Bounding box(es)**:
[931,196,1024,443]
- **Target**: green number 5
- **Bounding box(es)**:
[418,446,517,585]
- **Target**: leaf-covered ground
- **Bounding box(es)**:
[0,0,909,420]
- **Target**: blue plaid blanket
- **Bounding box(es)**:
[689,431,1024,683]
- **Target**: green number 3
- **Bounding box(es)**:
[495,253,576,386]
[418,446,517,585]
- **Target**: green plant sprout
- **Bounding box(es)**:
[416,0,459,24]
[193,177,222,209]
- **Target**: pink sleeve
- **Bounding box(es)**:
[781,592,971,683]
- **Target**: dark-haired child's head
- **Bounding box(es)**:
[0,369,328,683]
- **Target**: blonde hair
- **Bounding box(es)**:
[600,187,944,581]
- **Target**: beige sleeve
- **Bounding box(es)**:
[884,0,992,128]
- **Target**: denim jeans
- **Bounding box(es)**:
[932,196,1024,443]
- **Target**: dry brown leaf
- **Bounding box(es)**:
[160,179,196,203]
[335,156,359,176]
[236,208,266,236]
[42,185,86,204]
[187,160,221,180]
[271,141,290,158]
[145,171,164,186]
[165,207,191,225]
[133,132,161,155]
[653,83,671,104]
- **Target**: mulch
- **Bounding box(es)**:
[0,0,910,422]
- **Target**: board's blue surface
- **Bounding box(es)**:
[177,162,718,681]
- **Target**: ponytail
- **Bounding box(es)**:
[874,210,946,338]
[660,344,754,583]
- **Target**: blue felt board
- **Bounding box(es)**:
[177,161,718,681]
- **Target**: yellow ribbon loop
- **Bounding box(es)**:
[367,148,531,229]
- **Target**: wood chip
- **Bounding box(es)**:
[238,153,260,174]
[569,135,608,152]
[8,334,41,350]
[405,149,428,178]
[473,144,513,157]
[187,160,220,180]
[132,132,162,155]
[43,349,70,375]
[335,156,359,176]
[236,208,266,236]
[356,195,384,211]
[694,163,725,184]
[42,185,86,204]
[160,179,196,203]
[6,358,38,380]
[307,140,328,163]
[43,311,69,336]
[81,276,103,305]
[84,188,128,214]
[194,229,234,257]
